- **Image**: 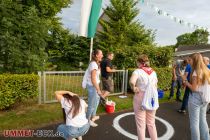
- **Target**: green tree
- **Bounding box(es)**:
[176,29,209,47]
[176,33,191,46]
[0,0,73,73]
[95,0,158,68]
[0,1,48,73]
[60,36,90,70]
[96,0,154,52]
[17,0,71,18]
[44,17,90,70]
[46,21,90,70]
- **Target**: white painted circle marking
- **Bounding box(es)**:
[113,112,174,140]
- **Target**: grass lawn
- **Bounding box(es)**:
[40,75,87,103]
[40,74,124,103]
[0,91,175,134]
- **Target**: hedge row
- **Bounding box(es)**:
[0,74,39,110]
[127,67,172,92]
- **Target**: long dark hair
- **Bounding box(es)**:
[63,94,81,118]
[91,49,102,62]
[91,49,102,68]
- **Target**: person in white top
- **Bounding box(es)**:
[86,49,103,127]
[55,91,89,140]
[130,54,158,140]
[181,53,210,140]
[203,57,210,114]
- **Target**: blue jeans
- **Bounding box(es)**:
[169,79,182,99]
[180,86,190,110]
[57,123,90,140]
[86,84,100,120]
[188,93,210,140]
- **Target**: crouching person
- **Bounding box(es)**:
[55,91,90,140]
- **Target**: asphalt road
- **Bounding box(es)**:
[1,102,210,140]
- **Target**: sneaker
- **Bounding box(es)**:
[91,116,100,122]
[177,109,186,114]
[72,137,82,140]
[89,120,98,127]
[77,136,82,140]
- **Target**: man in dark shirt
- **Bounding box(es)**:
[178,57,192,114]
[100,52,116,98]
[168,59,187,101]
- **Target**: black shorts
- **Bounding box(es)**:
[102,77,114,92]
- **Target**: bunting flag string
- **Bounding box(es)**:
[142,0,209,31]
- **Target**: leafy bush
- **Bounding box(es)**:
[154,67,172,90]
[0,74,39,110]
[127,67,172,92]
[112,45,173,69]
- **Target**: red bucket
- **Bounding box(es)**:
[105,103,115,113]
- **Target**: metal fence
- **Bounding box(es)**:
[38,70,128,104]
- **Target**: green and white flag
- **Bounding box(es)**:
[80,0,102,38]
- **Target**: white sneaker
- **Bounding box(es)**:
[89,120,98,127]
[91,115,100,122]
[77,136,82,140]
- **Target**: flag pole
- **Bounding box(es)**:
[89,38,93,61]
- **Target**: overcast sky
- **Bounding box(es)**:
[57,0,210,46]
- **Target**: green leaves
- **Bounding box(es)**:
[0,0,73,73]
[18,0,72,18]
[0,74,39,110]
[95,0,166,69]
[96,0,155,50]
[176,29,209,47]
[0,1,49,73]
[112,45,173,69]
[46,20,90,70]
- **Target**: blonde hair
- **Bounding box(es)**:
[190,53,210,85]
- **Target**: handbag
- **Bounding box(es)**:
[141,71,159,110]
[82,69,88,89]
